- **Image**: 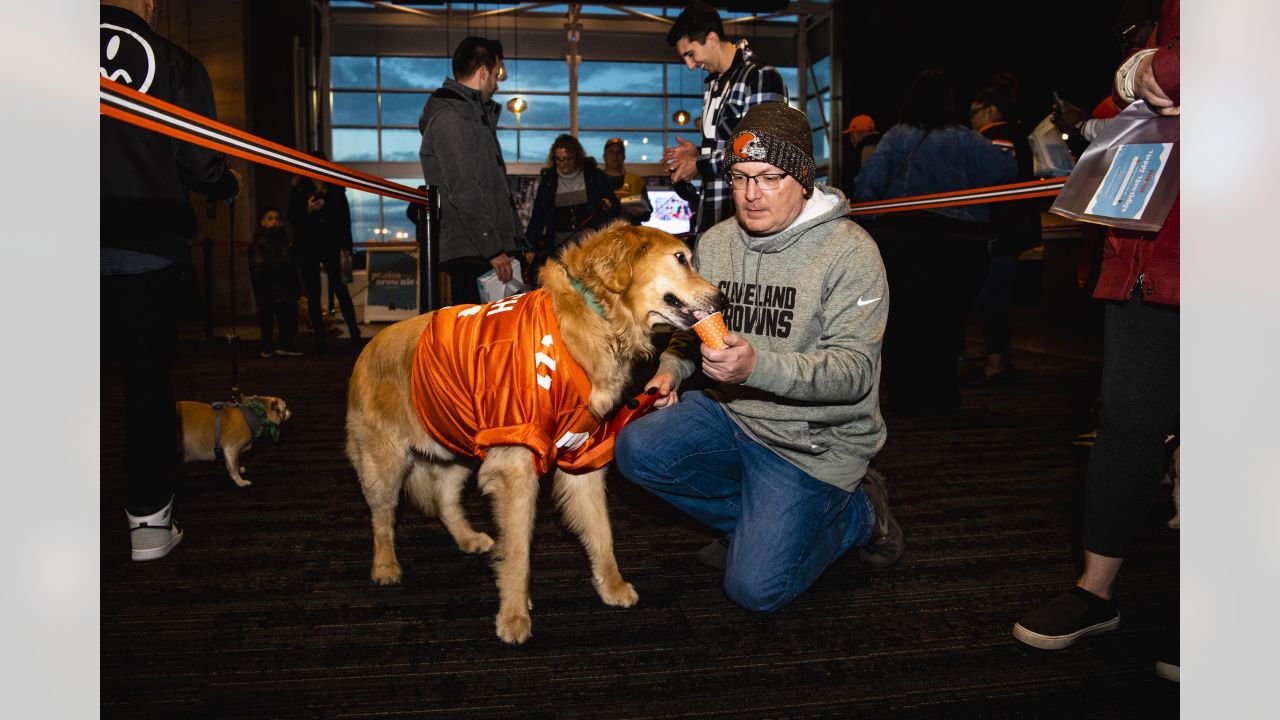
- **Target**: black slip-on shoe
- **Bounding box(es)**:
[1013,587,1120,650]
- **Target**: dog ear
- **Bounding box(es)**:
[595,255,631,294]
[594,226,649,294]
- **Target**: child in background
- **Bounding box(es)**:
[248,206,302,358]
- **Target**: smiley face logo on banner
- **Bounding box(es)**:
[100,23,156,93]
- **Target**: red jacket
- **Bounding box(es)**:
[410,290,614,476]
[1094,0,1180,306]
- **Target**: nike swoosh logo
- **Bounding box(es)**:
[857,296,881,307]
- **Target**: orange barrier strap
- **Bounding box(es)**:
[847,177,1067,216]
[101,76,1066,218]
[99,76,430,206]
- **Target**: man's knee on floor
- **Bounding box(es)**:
[723,568,791,614]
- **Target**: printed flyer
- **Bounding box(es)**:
[1084,143,1173,222]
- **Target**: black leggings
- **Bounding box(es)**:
[298,252,359,347]
[101,264,183,515]
[1083,295,1179,558]
[256,297,298,353]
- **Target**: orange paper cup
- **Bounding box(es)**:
[693,311,729,349]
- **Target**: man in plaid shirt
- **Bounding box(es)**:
[663,2,788,243]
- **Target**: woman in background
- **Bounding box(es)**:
[288,150,362,351]
[524,134,620,287]
[854,69,1016,415]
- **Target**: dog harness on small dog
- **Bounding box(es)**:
[210,400,278,458]
[410,290,615,475]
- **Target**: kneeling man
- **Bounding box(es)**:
[615,102,903,612]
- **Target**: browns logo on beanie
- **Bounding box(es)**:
[723,101,817,194]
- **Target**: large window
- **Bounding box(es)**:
[330,55,771,167]
[344,177,420,246]
[327,0,818,238]
[805,55,832,173]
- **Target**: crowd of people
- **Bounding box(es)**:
[101,0,1180,683]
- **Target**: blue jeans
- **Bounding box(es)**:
[615,391,876,612]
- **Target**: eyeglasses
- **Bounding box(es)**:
[727,171,788,191]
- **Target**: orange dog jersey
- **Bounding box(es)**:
[410,290,615,475]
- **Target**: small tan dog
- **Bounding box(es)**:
[346,221,725,644]
[177,396,291,487]
[298,296,344,337]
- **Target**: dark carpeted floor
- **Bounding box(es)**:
[101,328,1178,718]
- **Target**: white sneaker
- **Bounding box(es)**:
[127,498,183,561]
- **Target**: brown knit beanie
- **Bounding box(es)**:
[723,102,816,194]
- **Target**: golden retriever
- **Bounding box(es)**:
[345,221,725,644]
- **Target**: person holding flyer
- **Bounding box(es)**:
[1013,0,1180,684]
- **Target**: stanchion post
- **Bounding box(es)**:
[417,187,440,313]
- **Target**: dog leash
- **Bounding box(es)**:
[225,196,241,403]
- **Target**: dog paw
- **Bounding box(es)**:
[457,532,495,554]
[495,610,532,645]
[371,562,403,586]
[596,578,639,608]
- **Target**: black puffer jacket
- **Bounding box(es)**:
[248,225,299,303]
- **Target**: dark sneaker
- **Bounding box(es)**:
[857,468,905,569]
[694,535,730,570]
[1013,587,1120,649]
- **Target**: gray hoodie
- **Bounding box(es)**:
[659,185,888,491]
[418,78,524,263]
